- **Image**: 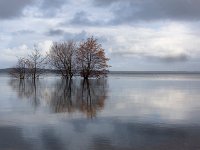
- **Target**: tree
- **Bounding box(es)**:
[77,37,109,79]
[48,40,77,79]
[10,57,26,79]
[26,46,46,80]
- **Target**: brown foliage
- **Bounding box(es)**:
[77,37,109,79]
[11,36,110,80]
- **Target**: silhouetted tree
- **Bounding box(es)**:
[77,37,109,79]
[26,46,46,80]
[10,57,27,79]
[48,41,77,79]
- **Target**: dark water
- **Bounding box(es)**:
[1,74,200,150]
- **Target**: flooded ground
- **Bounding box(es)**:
[0,74,200,150]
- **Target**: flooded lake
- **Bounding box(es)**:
[0,73,200,150]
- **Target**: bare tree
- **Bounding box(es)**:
[48,40,77,79]
[26,46,47,80]
[77,37,109,79]
[10,57,26,79]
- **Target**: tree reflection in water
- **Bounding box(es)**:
[50,79,108,118]
[9,79,41,109]
[9,78,108,118]
[50,79,75,113]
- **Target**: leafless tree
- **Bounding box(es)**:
[77,36,109,79]
[48,40,77,79]
[10,57,27,79]
[26,46,47,80]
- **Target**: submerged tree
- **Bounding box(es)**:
[48,40,77,79]
[26,46,47,80]
[10,57,27,79]
[77,37,109,79]
[10,37,110,80]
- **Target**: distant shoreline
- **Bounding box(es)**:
[1,68,200,75]
[109,71,200,74]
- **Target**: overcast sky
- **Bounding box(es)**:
[0,0,200,71]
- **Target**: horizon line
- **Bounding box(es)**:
[0,68,200,73]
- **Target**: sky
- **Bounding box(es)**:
[0,0,200,71]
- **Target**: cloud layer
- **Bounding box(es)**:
[0,0,33,19]
[0,0,200,70]
[93,0,200,22]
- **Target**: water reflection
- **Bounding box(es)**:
[9,79,41,109]
[50,79,107,118]
[1,120,200,150]
[3,74,200,150]
[9,78,108,118]
[0,126,32,150]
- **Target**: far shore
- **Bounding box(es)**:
[0,68,200,75]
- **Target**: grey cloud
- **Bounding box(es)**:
[0,0,67,19]
[111,51,189,63]
[46,29,65,36]
[146,54,189,63]
[111,51,146,57]
[70,11,98,26]
[12,30,35,35]
[39,0,68,16]
[46,29,88,41]
[62,30,108,43]
[63,30,88,41]
[93,0,200,24]
[0,0,33,19]
[41,0,67,9]
[92,0,117,6]
[69,11,107,26]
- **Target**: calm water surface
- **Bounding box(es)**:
[0,74,200,150]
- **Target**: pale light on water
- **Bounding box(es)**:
[0,74,200,149]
